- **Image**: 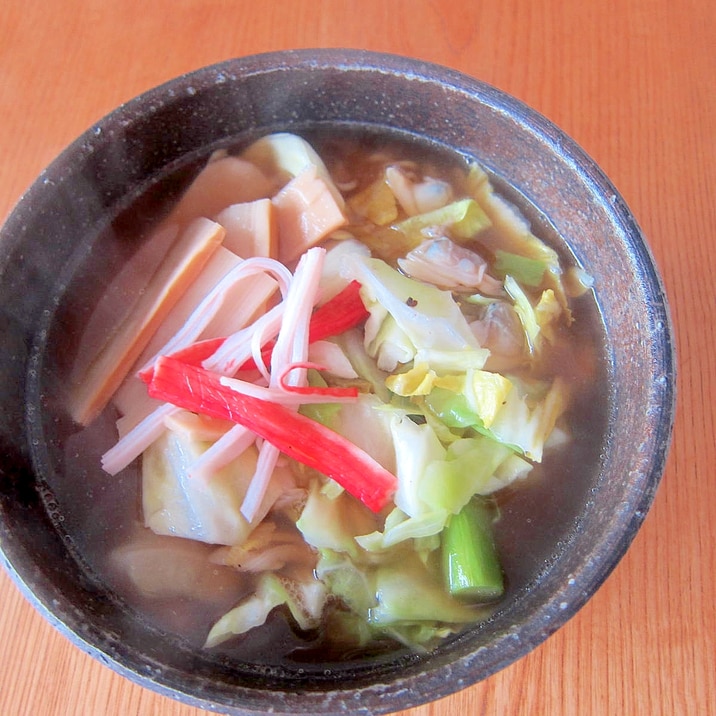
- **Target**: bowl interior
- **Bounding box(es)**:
[0,50,675,715]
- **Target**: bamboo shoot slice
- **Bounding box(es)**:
[215,199,277,259]
[70,223,180,381]
[168,155,275,226]
[68,218,224,425]
[273,166,347,264]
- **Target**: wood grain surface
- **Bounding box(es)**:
[1,1,713,714]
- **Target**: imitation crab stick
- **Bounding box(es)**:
[138,280,370,383]
[138,337,226,382]
[104,367,357,476]
[146,355,397,513]
[110,274,369,479]
[239,246,325,521]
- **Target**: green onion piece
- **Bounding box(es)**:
[442,498,504,602]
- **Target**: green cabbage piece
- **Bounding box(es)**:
[385,360,492,399]
[413,347,490,373]
[316,549,471,650]
[368,509,450,549]
[423,386,481,430]
[315,549,377,616]
[467,163,568,308]
[298,370,343,426]
[494,249,547,286]
[462,369,514,429]
[322,608,377,650]
[395,198,492,244]
[419,437,515,512]
[346,256,480,370]
[492,453,534,489]
[424,373,568,463]
[488,377,568,462]
[205,572,327,648]
[332,394,398,474]
[504,274,541,351]
[336,327,393,402]
[420,372,513,434]
[390,414,446,518]
[369,555,476,625]
[534,288,562,343]
[296,481,377,560]
[382,622,457,650]
[354,411,527,552]
[366,310,416,371]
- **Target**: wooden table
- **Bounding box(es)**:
[1,1,713,714]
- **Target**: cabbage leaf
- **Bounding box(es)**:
[205,572,327,648]
[345,256,480,371]
[395,199,491,244]
[369,555,476,625]
[468,163,569,309]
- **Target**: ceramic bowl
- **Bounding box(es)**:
[0,49,675,715]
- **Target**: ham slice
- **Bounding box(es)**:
[68,218,224,425]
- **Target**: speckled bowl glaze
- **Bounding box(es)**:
[0,50,675,715]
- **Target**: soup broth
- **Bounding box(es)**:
[31,126,608,670]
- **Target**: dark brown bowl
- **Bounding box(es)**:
[0,49,675,715]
